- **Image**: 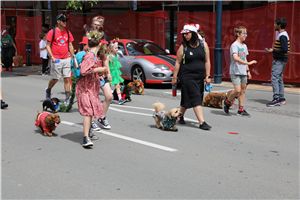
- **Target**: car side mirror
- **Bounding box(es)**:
[165,49,170,54]
[117,50,124,57]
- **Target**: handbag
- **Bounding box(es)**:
[13,53,23,67]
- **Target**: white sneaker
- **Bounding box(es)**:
[91,121,101,132]
[64,98,70,106]
[98,116,111,129]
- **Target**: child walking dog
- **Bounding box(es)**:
[222,26,257,117]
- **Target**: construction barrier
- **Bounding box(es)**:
[177,2,299,82]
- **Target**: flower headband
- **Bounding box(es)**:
[86,30,104,40]
[110,38,119,47]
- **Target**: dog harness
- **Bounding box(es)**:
[153,110,177,129]
[35,112,51,132]
[52,101,60,110]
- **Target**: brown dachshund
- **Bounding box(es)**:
[35,111,61,136]
[203,90,240,108]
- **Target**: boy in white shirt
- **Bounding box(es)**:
[222,26,257,117]
[39,33,48,75]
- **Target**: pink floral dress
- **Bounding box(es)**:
[76,51,104,119]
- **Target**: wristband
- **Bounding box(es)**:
[247,70,250,72]
[206,75,211,79]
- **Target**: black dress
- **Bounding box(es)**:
[178,42,206,109]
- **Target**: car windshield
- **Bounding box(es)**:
[126,41,168,56]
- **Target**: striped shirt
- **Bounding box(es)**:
[273,31,290,62]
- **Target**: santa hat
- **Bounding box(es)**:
[2,30,7,35]
[196,24,201,31]
[180,23,198,34]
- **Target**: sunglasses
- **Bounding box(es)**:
[183,32,191,35]
[241,32,248,36]
[61,20,68,23]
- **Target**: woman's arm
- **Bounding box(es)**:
[171,45,184,87]
[204,41,211,84]
[11,40,17,52]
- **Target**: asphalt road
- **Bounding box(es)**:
[1,71,299,199]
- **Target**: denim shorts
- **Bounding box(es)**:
[230,74,247,85]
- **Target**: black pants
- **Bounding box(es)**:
[1,46,14,69]
[42,58,48,73]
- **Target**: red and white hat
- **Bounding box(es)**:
[180,23,198,34]
[196,24,201,31]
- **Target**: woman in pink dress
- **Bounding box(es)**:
[76,30,107,147]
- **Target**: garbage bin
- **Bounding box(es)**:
[26,43,32,66]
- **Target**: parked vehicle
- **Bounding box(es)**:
[116,39,176,84]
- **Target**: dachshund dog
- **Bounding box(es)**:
[128,80,145,95]
[35,111,61,136]
[153,102,182,131]
[42,98,60,113]
[203,90,240,108]
[113,85,132,102]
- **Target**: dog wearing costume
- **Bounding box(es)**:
[35,111,61,136]
[42,97,60,113]
[152,102,182,131]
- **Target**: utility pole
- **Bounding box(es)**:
[214,1,223,84]
[50,1,58,28]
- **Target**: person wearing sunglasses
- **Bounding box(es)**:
[222,26,257,117]
[45,14,75,106]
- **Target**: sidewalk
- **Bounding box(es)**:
[2,64,300,94]
[212,80,300,94]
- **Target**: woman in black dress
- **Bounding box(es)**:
[172,24,212,130]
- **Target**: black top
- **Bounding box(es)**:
[179,42,207,109]
[179,43,206,80]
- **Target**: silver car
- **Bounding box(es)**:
[117,39,176,84]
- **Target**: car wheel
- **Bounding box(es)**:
[132,66,146,83]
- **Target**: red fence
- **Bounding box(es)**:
[4,2,299,83]
[12,11,169,66]
[177,2,300,83]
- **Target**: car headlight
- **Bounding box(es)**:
[154,64,170,70]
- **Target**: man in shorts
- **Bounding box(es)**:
[45,13,74,105]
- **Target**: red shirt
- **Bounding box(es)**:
[47,28,74,59]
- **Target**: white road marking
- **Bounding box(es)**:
[110,104,155,111]
[61,121,178,152]
[109,107,152,116]
[110,104,199,123]
[164,89,232,95]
